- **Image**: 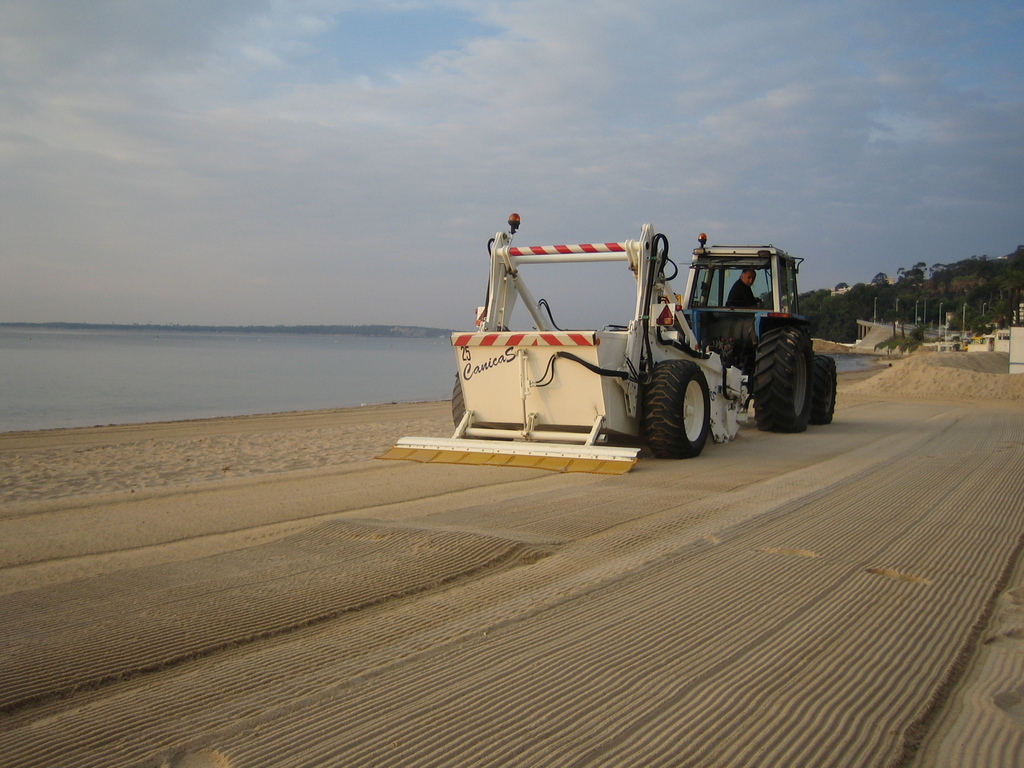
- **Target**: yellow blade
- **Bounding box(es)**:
[378,438,638,475]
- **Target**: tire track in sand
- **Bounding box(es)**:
[0,520,550,713]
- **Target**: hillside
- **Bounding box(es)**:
[802,245,1024,343]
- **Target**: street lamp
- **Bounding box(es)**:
[915,300,920,325]
[873,297,878,324]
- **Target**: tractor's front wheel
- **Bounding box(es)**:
[752,326,813,433]
[642,360,711,459]
[810,354,837,425]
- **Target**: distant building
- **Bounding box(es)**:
[832,282,850,296]
[967,332,1010,353]
[968,336,994,353]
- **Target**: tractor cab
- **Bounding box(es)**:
[681,243,807,372]
[685,251,800,313]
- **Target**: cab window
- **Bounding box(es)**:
[778,260,799,313]
[689,264,772,309]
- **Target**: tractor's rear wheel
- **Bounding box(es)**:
[642,360,711,459]
[810,354,837,425]
[753,326,813,433]
[451,376,465,427]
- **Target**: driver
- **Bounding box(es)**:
[726,269,760,308]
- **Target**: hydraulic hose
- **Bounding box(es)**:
[533,351,631,387]
[657,328,710,359]
[639,234,672,381]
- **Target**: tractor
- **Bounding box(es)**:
[381,217,835,475]
[681,237,836,431]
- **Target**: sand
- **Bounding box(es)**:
[845,349,1024,401]
[1,351,1022,767]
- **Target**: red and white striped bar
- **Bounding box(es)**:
[452,331,597,347]
[510,242,625,256]
[497,241,633,264]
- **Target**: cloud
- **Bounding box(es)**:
[0,0,1021,326]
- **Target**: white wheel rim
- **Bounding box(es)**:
[683,380,704,441]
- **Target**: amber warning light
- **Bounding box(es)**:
[508,213,521,235]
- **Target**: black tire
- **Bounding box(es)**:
[809,354,837,425]
[642,360,711,459]
[452,376,466,427]
[752,326,813,433]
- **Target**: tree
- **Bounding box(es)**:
[999,269,1024,325]
[903,263,926,283]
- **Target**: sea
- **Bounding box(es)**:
[0,327,457,433]
[0,326,876,434]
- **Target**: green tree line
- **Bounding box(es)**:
[801,246,1024,343]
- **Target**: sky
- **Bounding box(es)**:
[2,0,1022,329]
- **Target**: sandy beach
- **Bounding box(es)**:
[2,351,1023,767]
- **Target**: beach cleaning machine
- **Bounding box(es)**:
[380,215,753,474]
